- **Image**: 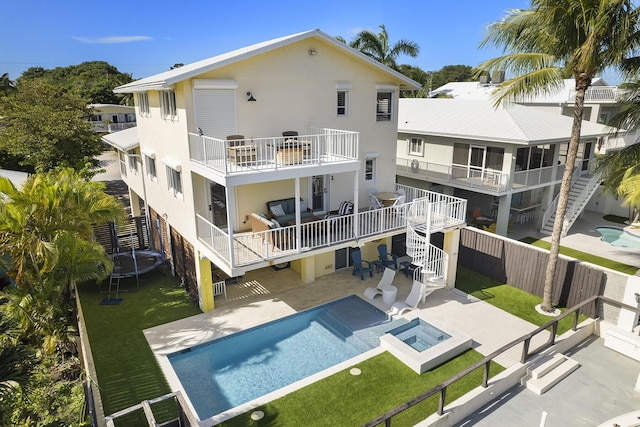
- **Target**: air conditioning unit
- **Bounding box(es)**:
[479,75,489,84]
[492,71,505,84]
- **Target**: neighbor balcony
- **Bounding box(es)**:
[189,127,358,177]
[195,185,467,273]
[397,159,568,195]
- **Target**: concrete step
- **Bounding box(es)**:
[526,354,580,395]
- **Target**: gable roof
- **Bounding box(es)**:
[114,29,421,93]
[101,126,139,151]
[399,98,616,145]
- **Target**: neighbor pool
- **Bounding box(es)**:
[596,226,640,249]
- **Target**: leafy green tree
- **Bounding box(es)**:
[349,24,419,71]
[430,65,475,90]
[398,65,433,98]
[18,61,133,105]
[478,0,640,313]
[0,79,104,172]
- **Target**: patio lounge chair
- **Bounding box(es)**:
[351,249,373,280]
[390,280,424,316]
[363,267,396,300]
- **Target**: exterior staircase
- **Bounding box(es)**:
[405,198,448,293]
[540,172,602,236]
[521,353,580,395]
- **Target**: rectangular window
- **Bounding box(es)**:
[160,90,177,120]
[89,114,102,122]
[408,137,424,156]
[127,150,138,173]
[376,91,392,121]
[118,151,127,177]
[364,158,375,182]
[137,92,150,116]
[145,155,157,180]
[337,90,348,116]
[166,166,182,197]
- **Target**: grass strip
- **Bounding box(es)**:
[455,267,587,335]
[520,237,638,275]
[220,350,504,427]
[77,269,201,421]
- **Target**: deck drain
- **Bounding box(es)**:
[251,410,264,420]
[350,368,361,376]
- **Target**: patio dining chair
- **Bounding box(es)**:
[369,194,383,210]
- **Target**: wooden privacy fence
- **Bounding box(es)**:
[458,228,603,317]
[92,216,150,254]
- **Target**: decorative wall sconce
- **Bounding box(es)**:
[308,48,317,56]
[247,92,256,102]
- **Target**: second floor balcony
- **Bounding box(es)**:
[195,185,467,275]
[189,127,359,177]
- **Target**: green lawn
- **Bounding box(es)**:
[77,269,201,422]
[455,267,587,335]
[220,350,503,427]
[520,236,639,275]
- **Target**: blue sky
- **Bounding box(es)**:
[0,0,622,84]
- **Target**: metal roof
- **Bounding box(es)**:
[101,127,139,151]
[114,29,421,93]
[398,98,616,145]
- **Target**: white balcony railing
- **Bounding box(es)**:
[196,187,467,269]
[91,122,137,133]
[189,128,358,175]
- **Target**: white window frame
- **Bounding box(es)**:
[408,137,424,156]
[127,149,138,174]
[137,92,150,117]
[337,90,349,116]
[376,88,393,122]
[89,114,102,122]
[145,155,157,181]
[364,158,376,182]
[159,90,177,120]
[118,151,127,177]
[166,166,182,198]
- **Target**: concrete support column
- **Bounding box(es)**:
[299,256,316,284]
[197,255,214,312]
[496,194,512,236]
[129,188,141,217]
[443,229,461,289]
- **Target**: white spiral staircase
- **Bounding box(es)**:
[405,198,448,291]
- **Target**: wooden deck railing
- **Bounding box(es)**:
[362,295,637,427]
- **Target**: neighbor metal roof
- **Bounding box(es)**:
[114,29,421,93]
[398,98,615,145]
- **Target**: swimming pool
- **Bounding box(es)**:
[168,295,405,420]
[596,226,640,249]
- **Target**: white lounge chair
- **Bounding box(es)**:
[363,267,396,300]
[390,280,424,316]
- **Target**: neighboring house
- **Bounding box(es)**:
[89,104,136,133]
[103,30,468,312]
[430,76,633,151]
[396,98,615,236]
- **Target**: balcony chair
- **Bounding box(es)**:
[226,134,256,165]
[369,194,383,210]
[377,244,398,270]
[363,267,396,300]
[351,249,373,280]
[325,200,354,219]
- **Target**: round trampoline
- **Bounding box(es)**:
[111,250,164,278]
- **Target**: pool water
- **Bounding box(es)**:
[168,295,406,419]
[388,318,451,352]
[596,226,640,249]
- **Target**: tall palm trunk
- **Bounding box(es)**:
[541,74,590,312]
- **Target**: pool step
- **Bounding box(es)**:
[524,353,580,395]
[315,311,353,340]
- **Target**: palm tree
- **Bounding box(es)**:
[478,0,640,313]
[597,143,640,223]
[350,24,419,71]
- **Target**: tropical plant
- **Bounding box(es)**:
[478,0,640,312]
[349,24,419,71]
[0,73,15,96]
[597,142,640,222]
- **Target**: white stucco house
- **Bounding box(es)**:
[395,98,616,236]
[102,29,468,311]
[89,104,136,133]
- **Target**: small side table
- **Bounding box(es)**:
[371,260,385,273]
[382,286,398,305]
[400,261,417,277]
